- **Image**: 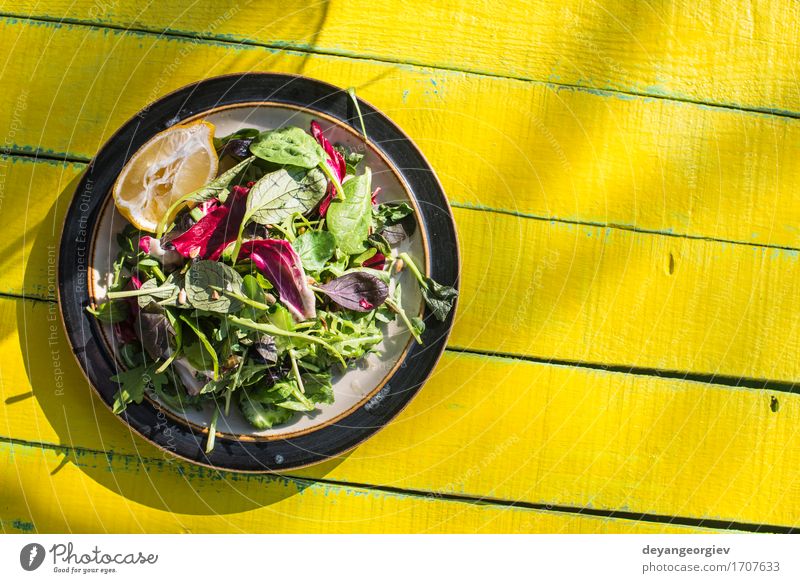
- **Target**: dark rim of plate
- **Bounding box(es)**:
[58,72,460,472]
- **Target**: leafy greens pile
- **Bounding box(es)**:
[89,117,457,452]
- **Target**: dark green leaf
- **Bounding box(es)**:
[420,277,458,322]
[250,126,325,168]
[327,168,373,254]
[367,233,392,256]
[292,230,336,272]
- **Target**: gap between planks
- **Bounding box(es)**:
[0,435,786,533]
[5,150,800,255]
[5,289,800,399]
[1,12,800,123]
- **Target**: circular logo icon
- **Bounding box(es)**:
[19,543,46,571]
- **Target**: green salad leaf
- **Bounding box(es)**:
[185,260,243,313]
[327,167,372,254]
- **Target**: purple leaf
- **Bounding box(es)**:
[240,239,316,321]
[317,272,388,312]
[170,185,249,261]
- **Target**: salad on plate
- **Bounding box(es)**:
[87,105,457,452]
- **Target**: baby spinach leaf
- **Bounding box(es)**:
[131,278,181,309]
[327,167,372,254]
[245,166,327,226]
[292,230,336,272]
[250,126,326,168]
[399,252,458,322]
[185,260,243,313]
[316,271,388,312]
[420,278,459,321]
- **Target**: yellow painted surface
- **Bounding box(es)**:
[3,21,800,250]
[5,155,800,382]
[5,0,800,113]
[3,442,716,534]
[0,3,797,533]
[1,298,797,527]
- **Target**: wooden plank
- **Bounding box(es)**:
[0,440,712,534]
[2,298,797,527]
[0,156,83,299]
[5,1,800,113]
[2,20,800,249]
[5,154,800,381]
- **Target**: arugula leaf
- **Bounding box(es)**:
[316,271,389,312]
[292,230,336,272]
[303,372,334,405]
[111,363,167,414]
[179,314,220,380]
[327,167,372,254]
[185,260,243,314]
[239,389,294,429]
[250,127,326,168]
[374,202,413,229]
[86,301,129,324]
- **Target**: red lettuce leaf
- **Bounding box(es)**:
[169,185,249,261]
[240,239,316,321]
[317,272,388,312]
[311,121,346,217]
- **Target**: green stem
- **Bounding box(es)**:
[179,314,220,380]
[318,160,346,200]
[212,287,274,311]
[205,405,219,454]
[347,87,368,139]
[228,316,346,368]
[399,252,427,288]
[107,284,173,300]
[386,298,423,344]
[289,350,305,394]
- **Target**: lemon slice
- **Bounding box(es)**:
[112,120,218,232]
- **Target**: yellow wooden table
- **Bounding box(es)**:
[1,0,798,534]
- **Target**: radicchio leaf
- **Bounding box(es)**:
[311,121,346,217]
[240,239,316,321]
[317,271,388,312]
[170,185,249,261]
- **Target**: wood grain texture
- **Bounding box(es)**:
[4,0,800,114]
[1,20,800,250]
[2,298,797,527]
[2,441,715,534]
[5,155,800,382]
